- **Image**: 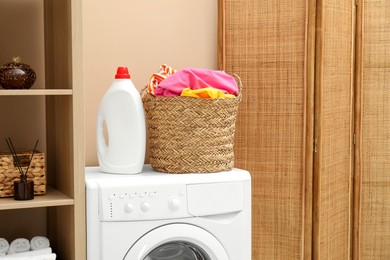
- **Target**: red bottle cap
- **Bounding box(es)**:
[115,67,131,79]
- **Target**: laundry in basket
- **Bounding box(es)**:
[143,65,242,173]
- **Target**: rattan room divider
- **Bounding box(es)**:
[353,0,390,259]
[219,0,389,259]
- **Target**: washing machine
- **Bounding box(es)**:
[85,165,251,260]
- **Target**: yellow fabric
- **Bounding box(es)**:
[180,87,236,99]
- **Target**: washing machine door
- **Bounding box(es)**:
[123,224,229,260]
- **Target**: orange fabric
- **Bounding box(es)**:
[147,64,176,95]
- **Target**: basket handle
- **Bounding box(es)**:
[232,73,243,101]
[140,86,150,98]
[140,85,147,94]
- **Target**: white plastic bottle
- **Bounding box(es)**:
[96,67,146,174]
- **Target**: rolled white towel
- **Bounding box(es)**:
[6,239,30,255]
[0,248,52,258]
[0,238,9,255]
[0,253,56,260]
[30,236,50,251]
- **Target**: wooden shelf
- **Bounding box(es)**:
[0,89,73,96]
[0,0,85,258]
[0,186,74,210]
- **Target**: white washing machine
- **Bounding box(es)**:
[85,165,251,260]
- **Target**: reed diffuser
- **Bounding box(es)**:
[5,138,39,200]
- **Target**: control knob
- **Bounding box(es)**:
[141,202,151,212]
[168,198,181,211]
[124,203,134,213]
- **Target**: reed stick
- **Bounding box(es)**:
[5,138,24,177]
[24,139,39,178]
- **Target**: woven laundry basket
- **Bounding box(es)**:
[142,75,242,173]
[0,151,46,197]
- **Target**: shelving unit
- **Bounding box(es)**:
[0,0,85,259]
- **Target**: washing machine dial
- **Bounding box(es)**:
[168,198,181,211]
[124,203,134,213]
[140,202,151,212]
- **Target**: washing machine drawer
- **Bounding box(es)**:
[187,181,244,216]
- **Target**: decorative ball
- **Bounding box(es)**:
[0,56,36,89]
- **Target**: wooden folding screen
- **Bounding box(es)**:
[354,0,390,259]
[219,0,355,259]
[313,0,355,259]
[219,0,310,258]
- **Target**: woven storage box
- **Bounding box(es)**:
[142,76,242,173]
[0,151,46,197]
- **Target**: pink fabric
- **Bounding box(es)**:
[154,68,238,97]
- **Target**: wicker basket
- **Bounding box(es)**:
[0,151,46,197]
[142,75,242,173]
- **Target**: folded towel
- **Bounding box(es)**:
[0,238,9,255]
[30,236,50,251]
[0,248,52,258]
[0,253,56,260]
[7,239,30,255]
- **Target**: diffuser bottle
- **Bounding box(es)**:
[96,67,145,174]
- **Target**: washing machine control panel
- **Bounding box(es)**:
[98,184,190,221]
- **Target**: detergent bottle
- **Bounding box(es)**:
[96,67,145,174]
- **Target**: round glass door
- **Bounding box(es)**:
[124,224,228,260]
[144,241,210,260]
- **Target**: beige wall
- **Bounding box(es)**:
[83,0,218,166]
[0,0,216,175]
